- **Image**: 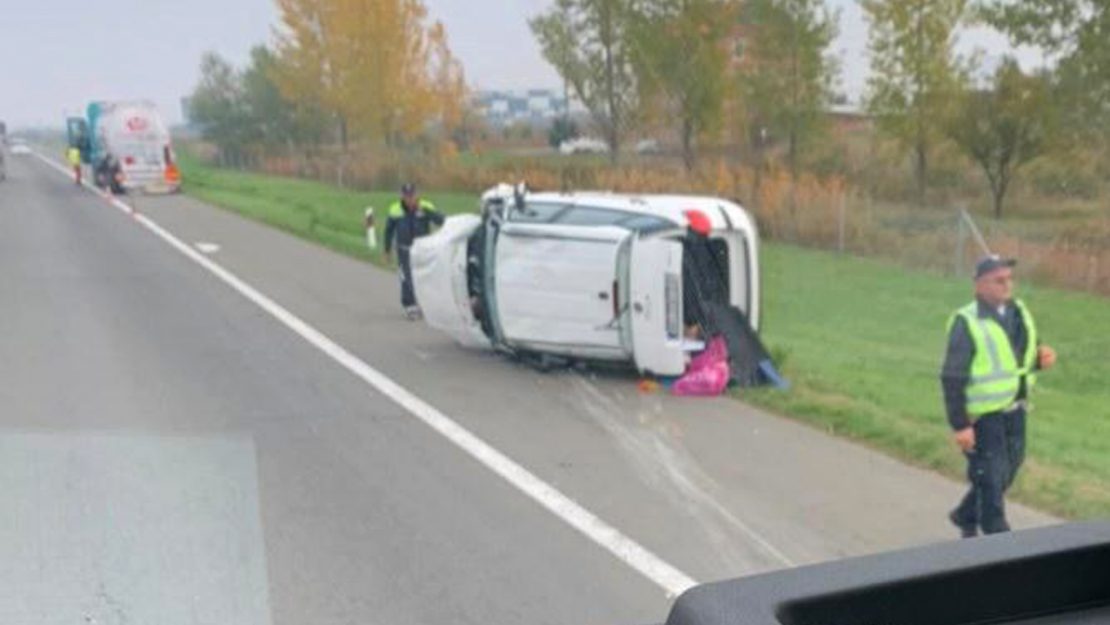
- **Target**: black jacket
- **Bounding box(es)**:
[384,199,444,253]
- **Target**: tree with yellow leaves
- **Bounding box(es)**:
[272,0,466,150]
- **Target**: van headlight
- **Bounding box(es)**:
[665,273,680,340]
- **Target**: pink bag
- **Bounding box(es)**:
[687,336,728,371]
[672,361,731,396]
[672,336,731,397]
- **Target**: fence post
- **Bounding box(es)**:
[837,193,846,254]
[1087,252,1099,293]
[954,210,966,277]
[959,205,992,256]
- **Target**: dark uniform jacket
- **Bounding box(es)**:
[384,199,443,253]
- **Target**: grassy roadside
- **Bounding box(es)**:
[179,152,475,265]
[180,156,1110,520]
[747,246,1110,519]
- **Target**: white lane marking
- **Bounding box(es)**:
[33,151,699,598]
[573,377,796,568]
[196,242,221,255]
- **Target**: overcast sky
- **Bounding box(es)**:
[1,0,1041,129]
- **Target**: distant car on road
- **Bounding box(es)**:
[635,138,662,154]
[412,184,764,377]
[558,136,611,155]
[9,138,31,156]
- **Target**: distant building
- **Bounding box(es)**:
[474,89,569,126]
[826,101,874,134]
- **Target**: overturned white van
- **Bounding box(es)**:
[412,184,777,383]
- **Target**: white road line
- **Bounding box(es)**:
[195,242,221,254]
[33,152,700,597]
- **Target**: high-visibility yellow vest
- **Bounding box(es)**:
[949,299,1038,416]
[66,147,81,166]
[388,199,437,217]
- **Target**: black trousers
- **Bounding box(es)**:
[953,407,1027,534]
[397,247,416,308]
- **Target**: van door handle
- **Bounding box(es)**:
[598,291,610,300]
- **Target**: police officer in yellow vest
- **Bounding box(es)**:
[383,183,443,320]
[941,254,1057,537]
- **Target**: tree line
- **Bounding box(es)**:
[531,0,1106,216]
[189,0,467,177]
[188,0,1110,218]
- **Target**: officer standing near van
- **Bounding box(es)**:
[384,183,443,320]
[941,254,1056,538]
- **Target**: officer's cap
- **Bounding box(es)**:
[974,254,1017,280]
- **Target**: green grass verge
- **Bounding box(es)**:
[180,155,1110,520]
[747,246,1110,519]
[179,152,475,266]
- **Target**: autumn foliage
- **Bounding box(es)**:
[272,0,467,148]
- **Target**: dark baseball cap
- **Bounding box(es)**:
[974,254,1017,280]
[401,183,417,196]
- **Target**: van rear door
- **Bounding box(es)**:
[628,236,686,376]
[494,223,627,357]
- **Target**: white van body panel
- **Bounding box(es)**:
[495,223,627,359]
[488,189,760,328]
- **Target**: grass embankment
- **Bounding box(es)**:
[749,246,1110,519]
[179,152,474,265]
[180,155,1110,520]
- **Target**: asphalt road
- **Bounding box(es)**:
[0,153,1057,625]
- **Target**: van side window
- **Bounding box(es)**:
[508,202,678,231]
[553,207,629,226]
[619,214,674,232]
[509,201,568,223]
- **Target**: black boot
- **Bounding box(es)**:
[949,510,977,539]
